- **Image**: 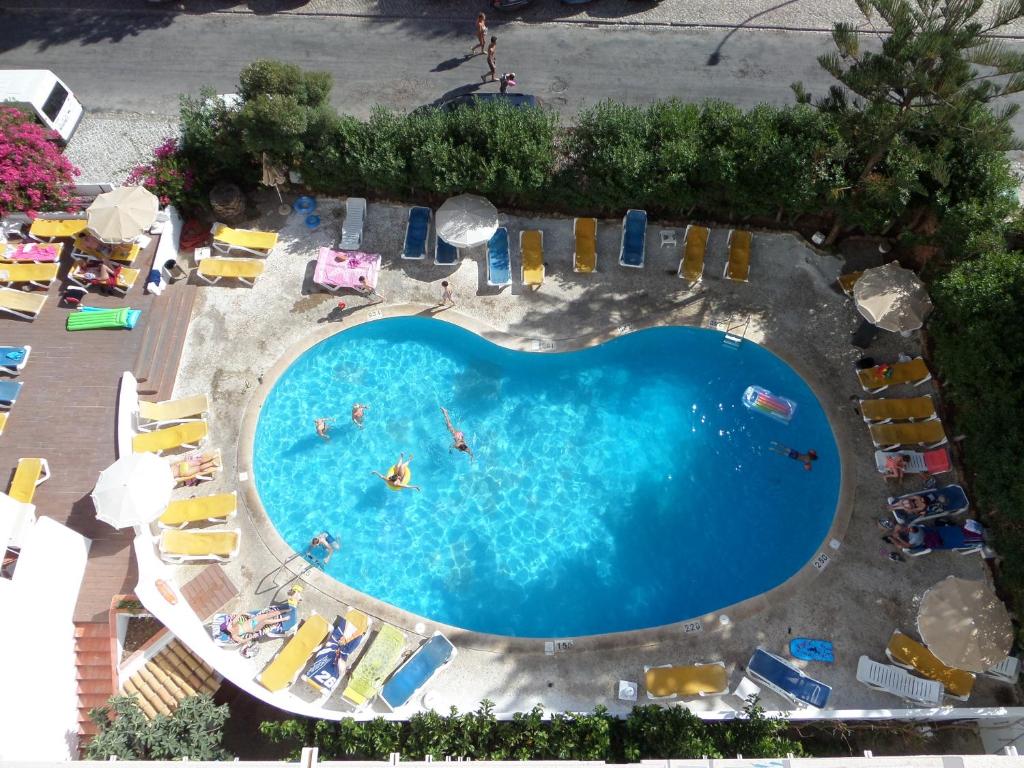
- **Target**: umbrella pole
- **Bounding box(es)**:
[274,184,291,216]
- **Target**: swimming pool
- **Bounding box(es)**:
[252,318,840,638]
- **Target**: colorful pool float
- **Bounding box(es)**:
[742,385,797,424]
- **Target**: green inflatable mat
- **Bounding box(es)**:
[67,308,132,331]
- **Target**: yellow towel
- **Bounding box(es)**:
[645,664,728,697]
[212,225,278,251]
[9,458,44,504]
[259,614,332,692]
[161,529,238,556]
[159,492,237,527]
[888,631,974,698]
[133,421,208,453]
[199,258,266,279]
[521,230,544,286]
[680,226,710,281]
[725,230,752,281]
[860,397,935,423]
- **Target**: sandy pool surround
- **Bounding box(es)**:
[238,303,854,654]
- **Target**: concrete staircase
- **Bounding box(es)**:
[133,281,197,400]
[122,640,221,719]
[73,621,116,743]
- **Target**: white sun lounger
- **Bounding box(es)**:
[855,655,943,706]
[339,197,367,251]
[983,655,1020,684]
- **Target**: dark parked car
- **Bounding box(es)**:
[492,0,533,9]
[437,93,542,111]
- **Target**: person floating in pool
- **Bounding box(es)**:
[305,532,340,566]
[440,406,474,459]
[315,417,335,441]
[770,441,818,471]
[352,403,368,429]
[373,453,421,491]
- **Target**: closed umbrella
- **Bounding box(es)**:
[853,261,933,333]
[92,453,174,529]
[86,186,159,244]
[917,576,1012,673]
[435,194,499,248]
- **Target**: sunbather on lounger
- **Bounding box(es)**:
[352,403,368,429]
[171,450,220,484]
[888,524,927,549]
[883,454,907,481]
[888,496,928,515]
[373,453,421,491]
[223,607,292,645]
[441,407,474,459]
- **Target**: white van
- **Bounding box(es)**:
[0,69,83,144]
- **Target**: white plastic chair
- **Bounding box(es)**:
[732,676,761,703]
[339,197,366,250]
[856,655,943,706]
[984,655,1020,684]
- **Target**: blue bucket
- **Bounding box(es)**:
[294,195,317,215]
[305,214,321,230]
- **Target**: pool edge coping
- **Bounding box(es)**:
[236,302,854,654]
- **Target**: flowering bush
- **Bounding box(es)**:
[0,106,80,218]
[126,137,204,214]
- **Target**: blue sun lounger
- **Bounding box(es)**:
[904,521,985,557]
[890,484,969,525]
[0,380,23,409]
[435,236,459,266]
[619,209,647,268]
[402,206,431,260]
[0,345,30,375]
[487,227,511,287]
[381,632,457,710]
[747,647,831,709]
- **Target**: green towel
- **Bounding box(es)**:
[344,624,405,704]
[67,308,129,331]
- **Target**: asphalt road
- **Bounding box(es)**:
[1,7,1023,131]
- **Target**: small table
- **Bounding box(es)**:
[617,680,638,702]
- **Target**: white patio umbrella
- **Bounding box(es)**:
[917,576,1013,673]
[853,261,933,333]
[86,186,159,244]
[435,194,499,248]
[92,453,174,530]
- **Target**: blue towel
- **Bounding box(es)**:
[0,380,23,405]
[303,615,367,694]
[747,647,831,708]
[621,209,647,267]
[435,238,458,265]
[381,633,455,709]
[487,228,510,286]
[403,207,430,259]
[4,349,24,361]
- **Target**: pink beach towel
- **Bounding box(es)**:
[315,248,381,290]
[2,243,60,263]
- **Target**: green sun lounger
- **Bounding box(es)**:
[341,623,406,709]
[66,307,140,331]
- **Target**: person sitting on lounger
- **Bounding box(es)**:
[888,524,927,549]
[888,495,928,515]
[171,451,220,484]
[352,403,368,429]
[315,418,334,441]
[441,406,473,459]
[883,454,908,481]
[373,453,421,491]
[223,607,292,645]
[770,442,817,471]
[73,257,120,287]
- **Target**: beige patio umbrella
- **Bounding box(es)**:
[86,186,159,244]
[853,261,933,333]
[917,576,1013,673]
[436,194,498,248]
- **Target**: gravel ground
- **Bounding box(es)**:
[64,112,179,184]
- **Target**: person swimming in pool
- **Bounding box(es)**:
[372,453,421,491]
[315,417,335,441]
[352,403,368,429]
[440,406,474,459]
[770,441,818,471]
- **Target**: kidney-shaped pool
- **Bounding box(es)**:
[253,318,839,638]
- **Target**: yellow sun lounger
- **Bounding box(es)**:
[68,263,141,296]
[837,270,863,297]
[72,236,141,266]
[158,491,238,529]
[0,262,59,290]
[8,457,51,504]
[859,396,936,423]
[342,623,407,709]
[132,420,208,455]
[678,225,710,283]
[0,287,47,320]
[158,528,241,563]
[211,223,279,256]
[197,257,266,286]
[139,393,210,426]
[573,217,597,273]
[28,218,87,241]
[869,419,947,449]
[723,229,752,282]
[520,230,544,289]
[886,630,975,700]
[0,413,7,436]
[259,614,332,692]
[645,663,729,699]
[857,358,932,393]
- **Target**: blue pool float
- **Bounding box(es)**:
[790,637,834,663]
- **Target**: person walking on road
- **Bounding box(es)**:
[499,72,516,95]
[483,36,498,82]
[472,13,487,55]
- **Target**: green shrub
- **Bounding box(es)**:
[239,60,332,109]
[86,695,232,760]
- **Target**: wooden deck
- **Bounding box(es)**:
[0,235,194,621]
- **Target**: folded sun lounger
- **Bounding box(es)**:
[381,631,457,710]
[857,357,932,393]
[746,647,831,709]
[619,209,647,268]
[338,197,367,251]
[258,613,332,692]
[886,630,975,700]
[0,380,23,410]
[138,393,210,427]
[211,223,278,256]
[487,227,511,288]
[860,396,936,424]
[342,623,407,709]
[0,287,47,321]
[158,491,238,529]
[0,262,59,290]
[28,218,87,242]
[869,419,947,449]
[132,420,208,455]
[196,256,266,286]
[574,217,598,273]
[302,608,372,696]
[889,484,969,525]
[401,206,431,260]
[0,345,31,375]
[644,662,728,699]
[158,528,241,563]
[723,229,752,282]
[520,229,544,289]
[856,655,943,706]
[8,457,50,504]
[313,249,381,293]
[435,236,459,266]
[679,224,710,283]
[875,448,951,476]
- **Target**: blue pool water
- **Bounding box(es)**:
[253,318,839,638]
